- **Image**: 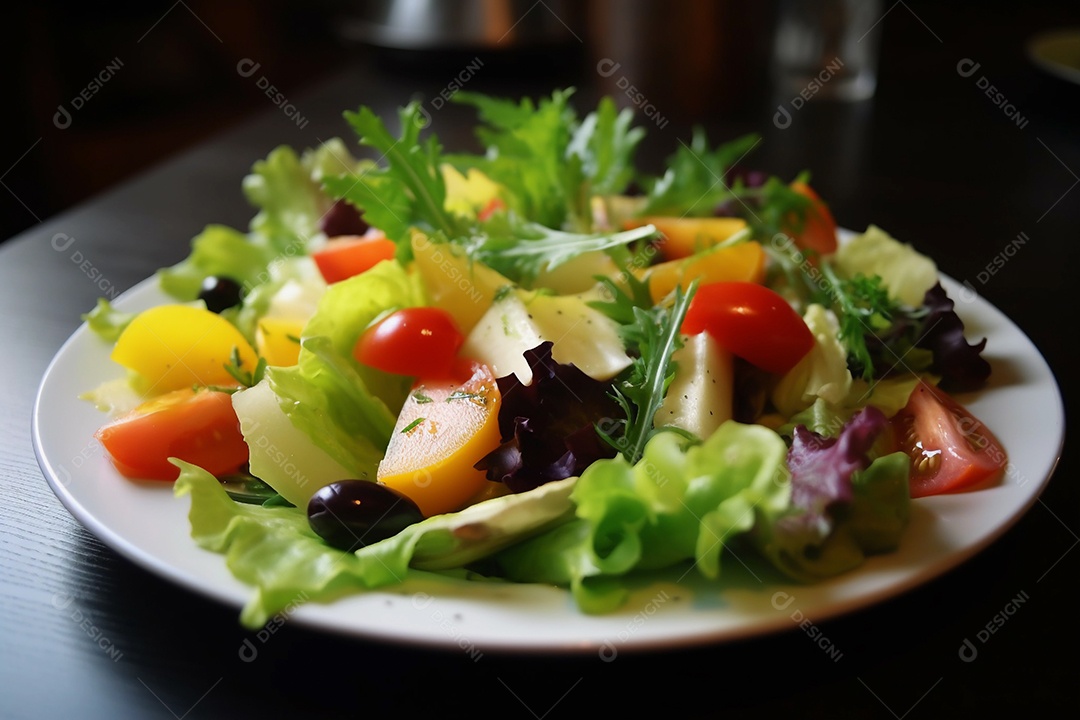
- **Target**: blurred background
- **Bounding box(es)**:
[4,0,1079,243]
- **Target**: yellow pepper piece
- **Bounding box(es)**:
[256,317,305,367]
[111,304,258,394]
[378,364,502,517]
[644,240,766,303]
[627,216,748,259]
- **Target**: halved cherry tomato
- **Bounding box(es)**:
[785,182,838,257]
[354,307,465,379]
[312,234,396,284]
[891,383,1007,498]
[681,282,813,375]
[95,387,248,481]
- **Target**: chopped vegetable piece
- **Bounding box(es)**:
[96,387,247,481]
[111,304,259,394]
[378,363,502,516]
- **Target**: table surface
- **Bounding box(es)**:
[4,4,1079,717]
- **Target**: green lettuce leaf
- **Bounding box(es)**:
[771,304,853,418]
[243,138,361,252]
[493,422,792,613]
[158,224,278,302]
[834,225,938,307]
[174,461,578,628]
[174,461,407,628]
[82,298,136,342]
[160,140,358,305]
[752,452,910,581]
[265,260,422,478]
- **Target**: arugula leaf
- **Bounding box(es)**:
[451,90,644,232]
[737,174,814,242]
[568,96,645,198]
[641,129,760,217]
[449,89,579,230]
[466,212,658,285]
[323,103,466,253]
[592,279,699,464]
[223,346,268,389]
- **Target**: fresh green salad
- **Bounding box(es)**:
[84,89,1006,628]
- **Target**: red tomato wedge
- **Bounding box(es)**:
[354,307,465,379]
[95,387,248,481]
[681,282,814,375]
[312,234,396,284]
[891,383,1007,498]
[785,182,838,257]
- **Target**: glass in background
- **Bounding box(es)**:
[772,0,883,102]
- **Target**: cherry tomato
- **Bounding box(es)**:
[785,182,838,257]
[890,383,1007,498]
[681,282,814,375]
[312,234,396,284]
[95,387,248,481]
[354,307,465,378]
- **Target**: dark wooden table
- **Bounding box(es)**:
[3,3,1078,716]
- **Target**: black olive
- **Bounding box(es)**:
[198,275,243,313]
[320,199,370,238]
[307,480,424,551]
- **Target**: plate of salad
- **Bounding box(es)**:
[34,90,1064,652]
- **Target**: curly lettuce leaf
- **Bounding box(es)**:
[174,460,577,628]
[772,304,853,418]
[173,460,402,628]
[82,298,136,342]
[492,422,791,613]
[449,91,644,232]
[158,224,278,301]
[244,138,361,251]
[834,225,938,307]
[754,408,910,581]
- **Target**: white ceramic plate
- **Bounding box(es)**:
[33,272,1064,653]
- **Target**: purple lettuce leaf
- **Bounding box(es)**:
[475,342,620,493]
[779,406,888,540]
[916,283,991,391]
